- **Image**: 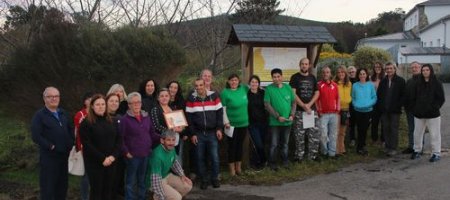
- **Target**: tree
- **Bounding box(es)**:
[1,8,186,118]
[366,8,405,37]
[353,46,392,69]
[232,0,285,24]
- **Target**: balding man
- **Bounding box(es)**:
[403,61,422,153]
[31,86,74,200]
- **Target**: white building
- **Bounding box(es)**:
[356,0,450,75]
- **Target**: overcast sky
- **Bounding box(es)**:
[233,0,424,23]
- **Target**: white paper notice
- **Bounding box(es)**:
[224,126,234,138]
[175,134,180,146]
[302,111,315,129]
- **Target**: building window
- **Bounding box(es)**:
[430,41,433,47]
[437,39,441,47]
[423,42,426,47]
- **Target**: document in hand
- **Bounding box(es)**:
[224,126,235,137]
[302,111,315,129]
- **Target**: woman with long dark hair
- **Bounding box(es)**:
[80,94,122,200]
[167,81,189,164]
[351,68,377,156]
[106,93,125,199]
[247,75,267,169]
[410,64,445,162]
[370,62,385,145]
[139,79,159,113]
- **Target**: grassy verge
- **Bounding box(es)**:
[0,109,409,197]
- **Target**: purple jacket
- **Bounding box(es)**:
[119,110,160,158]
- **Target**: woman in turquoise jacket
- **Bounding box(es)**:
[351,68,377,156]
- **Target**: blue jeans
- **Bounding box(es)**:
[320,114,338,156]
[269,126,291,165]
[248,123,267,167]
[196,132,220,182]
[176,140,184,167]
[80,174,89,200]
[406,111,415,149]
[125,157,148,200]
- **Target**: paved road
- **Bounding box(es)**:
[187,84,450,200]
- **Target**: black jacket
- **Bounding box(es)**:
[80,116,122,165]
[404,75,419,112]
[31,107,74,154]
[412,78,445,118]
[376,74,406,114]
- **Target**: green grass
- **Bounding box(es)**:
[220,113,409,185]
[0,109,37,169]
[0,108,410,191]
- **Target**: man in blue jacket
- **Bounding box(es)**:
[31,86,74,200]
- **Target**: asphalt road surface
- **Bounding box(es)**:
[186,84,450,200]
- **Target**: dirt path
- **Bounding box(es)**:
[187,84,450,200]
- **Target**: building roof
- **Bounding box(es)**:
[405,0,450,18]
[420,14,450,33]
[227,24,336,45]
[357,31,418,46]
[401,47,450,55]
[417,0,450,6]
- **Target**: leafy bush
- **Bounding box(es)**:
[353,46,391,69]
[1,14,186,118]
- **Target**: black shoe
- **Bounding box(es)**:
[402,148,414,154]
[212,180,220,188]
[357,149,368,156]
[429,154,440,162]
[269,164,279,171]
[200,181,208,190]
[410,152,420,160]
[282,161,290,169]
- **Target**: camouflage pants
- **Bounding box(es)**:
[292,111,320,160]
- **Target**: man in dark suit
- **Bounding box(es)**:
[31,86,74,200]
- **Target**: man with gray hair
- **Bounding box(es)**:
[31,86,74,200]
[147,130,192,200]
[119,92,160,200]
[376,62,405,156]
[403,61,422,154]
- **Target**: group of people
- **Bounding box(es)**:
[31,57,445,200]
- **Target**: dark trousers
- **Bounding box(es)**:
[381,113,400,151]
[371,108,384,142]
[86,162,117,200]
[227,127,247,163]
[39,152,69,200]
[355,111,371,151]
[248,122,267,167]
[113,157,126,199]
[406,111,415,149]
[348,105,357,141]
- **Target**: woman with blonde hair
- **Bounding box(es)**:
[107,84,128,115]
[334,66,352,156]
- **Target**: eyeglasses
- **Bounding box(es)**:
[349,71,356,73]
[45,95,60,99]
[128,101,142,105]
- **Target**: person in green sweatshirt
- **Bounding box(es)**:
[146,130,192,200]
[221,74,249,176]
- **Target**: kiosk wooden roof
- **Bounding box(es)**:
[227,24,336,81]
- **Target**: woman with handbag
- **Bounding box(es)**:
[80,94,122,199]
[73,92,93,200]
